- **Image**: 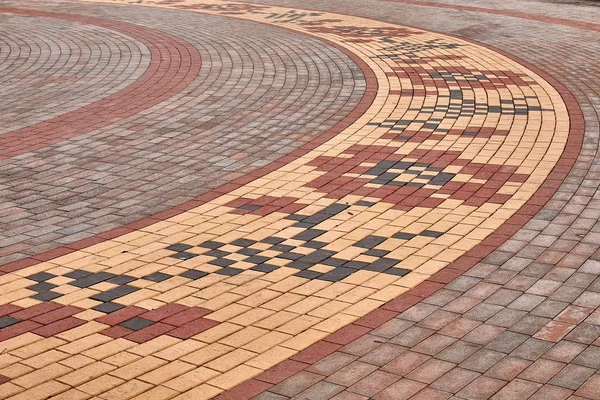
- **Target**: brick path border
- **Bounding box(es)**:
[0,6,201,161]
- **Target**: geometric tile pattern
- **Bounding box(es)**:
[0,0,580,399]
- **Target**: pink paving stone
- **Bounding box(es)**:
[340,334,386,356]
[574,374,600,399]
[463,324,506,345]
[456,376,507,400]
[347,370,400,397]
[534,321,576,342]
[411,334,457,356]
[406,359,456,384]
[381,351,430,376]
[331,392,369,400]
[484,357,532,381]
[326,361,379,387]
[410,387,452,400]
[490,378,541,399]
[528,384,573,400]
[374,378,426,400]
[430,367,481,394]
[271,371,325,397]
[555,305,594,324]
[370,318,414,339]
[518,359,566,384]
[307,352,358,376]
[439,318,481,338]
[358,343,408,366]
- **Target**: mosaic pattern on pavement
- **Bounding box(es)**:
[0,0,584,399]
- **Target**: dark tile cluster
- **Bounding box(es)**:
[24,267,207,313]
[375,38,464,58]
[165,203,446,282]
[363,160,455,188]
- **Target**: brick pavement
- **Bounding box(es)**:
[0,0,599,399]
[0,1,365,265]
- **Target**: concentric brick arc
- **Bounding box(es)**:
[0,0,581,399]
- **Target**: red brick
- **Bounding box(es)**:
[32,317,86,337]
[167,318,219,339]
[292,341,342,364]
[326,324,371,345]
[161,307,212,326]
[31,305,82,324]
[140,303,189,322]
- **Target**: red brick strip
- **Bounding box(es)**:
[0,7,201,160]
[214,8,585,400]
[0,21,379,274]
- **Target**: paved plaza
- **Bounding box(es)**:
[0,0,599,398]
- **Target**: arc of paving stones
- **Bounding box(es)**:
[0,0,582,399]
[0,6,201,160]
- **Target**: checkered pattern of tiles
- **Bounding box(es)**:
[0,0,571,398]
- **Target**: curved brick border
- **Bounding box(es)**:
[0,7,201,160]
[206,7,586,400]
[0,4,585,397]
[0,10,379,274]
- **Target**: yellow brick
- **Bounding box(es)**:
[236,289,281,308]
[242,331,292,353]
[276,314,322,335]
[253,310,298,330]
[21,349,70,369]
[245,345,297,370]
[204,349,257,373]
[0,382,24,399]
[10,337,66,359]
[181,343,233,366]
[59,354,96,370]
[163,367,220,392]
[128,335,181,356]
[219,326,268,348]
[207,364,262,390]
[8,380,70,400]
[130,385,178,400]
[109,356,167,381]
[99,379,153,400]
[57,333,112,355]
[171,384,221,400]
[280,329,329,351]
[57,361,116,386]
[193,322,242,344]
[204,303,251,322]
[308,300,350,319]
[229,307,275,326]
[154,339,207,361]
[285,296,328,314]
[103,351,141,367]
[0,363,33,379]
[82,338,136,360]
[13,363,72,388]
[138,360,196,385]
[78,375,125,396]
